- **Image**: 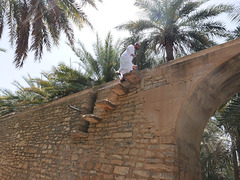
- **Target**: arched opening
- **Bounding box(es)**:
[200,93,240,179]
[176,53,240,179]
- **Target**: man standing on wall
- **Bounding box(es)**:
[118,42,140,82]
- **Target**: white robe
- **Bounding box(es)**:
[118,45,135,79]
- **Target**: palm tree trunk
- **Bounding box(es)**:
[165,37,174,61]
[231,144,239,180]
[236,129,240,159]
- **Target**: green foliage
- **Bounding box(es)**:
[134,40,158,70]
[117,0,232,62]
[201,119,234,179]
[71,32,122,84]
[215,93,240,166]
[0,48,6,52]
[216,94,240,131]
[227,26,240,41]
[226,4,240,41]
[0,32,122,117]
[228,4,240,23]
[201,93,240,179]
[0,0,102,68]
[121,36,159,70]
[0,63,94,117]
[41,63,95,98]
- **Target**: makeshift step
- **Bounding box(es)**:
[111,83,129,95]
[82,114,101,123]
[123,70,141,83]
[95,99,116,110]
[70,130,88,138]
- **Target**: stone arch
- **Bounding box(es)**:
[176,53,240,179]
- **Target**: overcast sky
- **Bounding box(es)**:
[0,0,238,94]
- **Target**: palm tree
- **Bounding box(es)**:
[201,93,240,180]
[227,26,240,41]
[0,0,102,68]
[228,4,240,40]
[214,93,240,180]
[201,118,234,179]
[228,4,240,23]
[71,32,122,84]
[41,62,94,98]
[120,35,159,70]
[0,76,49,117]
[0,62,94,117]
[117,0,231,62]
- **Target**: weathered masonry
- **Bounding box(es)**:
[0,39,240,179]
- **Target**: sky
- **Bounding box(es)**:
[0,0,239,94]
[0,0,139,93]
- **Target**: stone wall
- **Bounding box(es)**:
[0,75,178,180]
[1,38,240,179]
[0,88,97,179]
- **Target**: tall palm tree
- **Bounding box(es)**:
[0,0,102,68]
[117,0,231,62]
[214,93,240,180]
[71,32,122,84]
[201,118,234,179]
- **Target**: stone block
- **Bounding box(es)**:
[152,172,174,179]
[70,130,88,138]
[112,132,132,138]
[120,80,131,89]
[133,170,150,178]
[111,83,129,95]
[95,100,116,110]
[110,159,123,165]
[123,70,141,83]
[114,166,129,175]
[101,164,113,173]
[82,114,101,123]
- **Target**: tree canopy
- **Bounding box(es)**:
[0,0,102,67]
[117,0,232,62]
[71,32,122,84]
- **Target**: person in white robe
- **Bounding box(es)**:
[118,42,140,82]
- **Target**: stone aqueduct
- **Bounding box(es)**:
[0,39,240,179]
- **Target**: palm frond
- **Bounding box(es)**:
[227,4,240,22]
[0,0,5,39]
[2,0,102,67]
[116,20,158,34]
[189,4,232,22]
[118,0,230,62]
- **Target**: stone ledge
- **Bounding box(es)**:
[82,114,101,123]
[95,99,116,110]
[111,83,129,95]
[123,70,141,83]
[70,130,88,138]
